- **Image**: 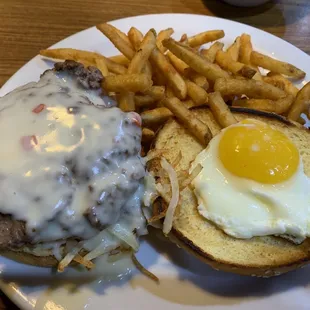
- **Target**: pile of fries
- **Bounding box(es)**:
[40,24,310,149]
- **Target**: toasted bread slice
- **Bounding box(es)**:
[148,107,310,277]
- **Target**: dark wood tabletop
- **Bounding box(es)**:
[0,0,310,308]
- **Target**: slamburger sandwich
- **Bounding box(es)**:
[0,60,154,271]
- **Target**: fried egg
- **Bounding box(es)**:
[191,119,310,242]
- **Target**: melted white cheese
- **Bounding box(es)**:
[0,69,148,248]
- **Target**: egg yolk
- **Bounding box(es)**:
[218,119,300,184]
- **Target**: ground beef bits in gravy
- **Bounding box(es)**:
[0,65,146,246]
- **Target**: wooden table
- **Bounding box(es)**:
[0,0,309,308]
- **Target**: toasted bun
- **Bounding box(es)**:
[149,107,310,277]
[0,249,59,267]
[0,247,88,268]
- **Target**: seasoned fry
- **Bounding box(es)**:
[165,86,176,98]
[162,97,212,145]
[152,66,166,86]
[103,57,127,74]
[127,27,153,79]
[233,95,294,114]
[263,73,299,97]
[200,42,224,63]
[185,80,208,105]
[150,47,187,99]
[183,99,208,109]
[142,128,155,142]
[94,58,108,77]
[239,33,253,65]
[141,107,173,128]
[180,34,188,43]
[163,39,230,83]
[208,92,237,128]
[288,82,310,121]
[97,23,135,59]
[128,29,157,74]
[184,68,209,90]
[188,30,225,48]
[40,48,128,75]
[226,36,240,61]
[128,27,144,50]
[251,51,305,79]
[118,92,135,111]
[107,24,132,47]
[109,54,130,66]
[166,51,189,74]
[103,74,152,92]
[157,28,174,53]
[215,50,257,78]
[214,78,286,100]
[143,85,165,100]
[134,95,156,108]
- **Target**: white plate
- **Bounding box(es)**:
[1,13,310,310]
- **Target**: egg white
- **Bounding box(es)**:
[191,124,310,241]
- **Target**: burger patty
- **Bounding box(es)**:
[0,60,147,249]
[0,215,27,249]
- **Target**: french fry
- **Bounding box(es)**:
[233,95,294,114]
[165,86,176,98]
[150,47,187,99]
[184,68,209,90]
[152,66,166,86]
[157,28,174,53]
[128,27,144,50]
[97,23,135,59]
[134,95,156,108]
[143,85,165,100]
[109,54,130,66]
[141,107,173,128]
[40,48,128,75]
[185,80,208,105]
[251,51,305,79]
[183,99,207,109]
[166,51,189,74]
[162,97,212,145]
[288,82,310,121]
[106,23,132,47]
[94,58,108,77]
[208,92,237,128]
[180,34,188,43]
[127,27,154,80]
[163,39,230,83]
[118,92,135,111]
[215,50,257,78]
[214,78,286,100]
[103,57,127,74]
[239,33,253,65]
[103,74,152,92]
[128,29,157,74]
[263,73,299,97]
[200,42,224,63]
[226,36,240,62]
[188,30,225,48]
[142,128,155,142]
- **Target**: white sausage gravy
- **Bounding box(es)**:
[0,62,151,264]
